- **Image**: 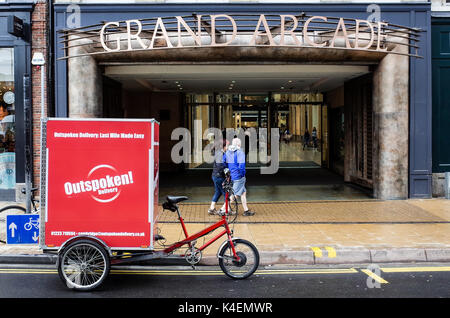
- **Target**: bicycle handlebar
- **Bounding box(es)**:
[21,187,38,194]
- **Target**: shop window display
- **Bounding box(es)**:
[0,48,15,190]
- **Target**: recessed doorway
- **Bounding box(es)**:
[102,63,374,202]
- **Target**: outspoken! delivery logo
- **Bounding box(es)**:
[63,164,134,203]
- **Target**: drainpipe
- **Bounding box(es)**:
[48,0,54,117]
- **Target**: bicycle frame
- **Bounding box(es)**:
[110,192,240,265]
[163,192,239,260]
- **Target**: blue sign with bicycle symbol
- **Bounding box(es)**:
[6,214,39,244]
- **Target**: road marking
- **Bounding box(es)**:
[254,268,358,275]
[311,247,337,258]
[361,269,389,284]
[0,267,357,276]
[0,268,56,274]
[381,266,450,273]
[324,246,336,258]
[110,268,358,276]
[11,265,450,277]
[310,247,323,258]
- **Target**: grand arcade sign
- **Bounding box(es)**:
[60,13,421,59]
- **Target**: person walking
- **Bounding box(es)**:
[221,138,255,216]
[208,139,228,215]
[311,127,318,150]
[283,128,290,144]
[303,129,310,150]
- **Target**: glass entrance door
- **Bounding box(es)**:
[273,94,328,168]
[185,92,329,170]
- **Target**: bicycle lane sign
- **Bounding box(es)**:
[6,214,40,244]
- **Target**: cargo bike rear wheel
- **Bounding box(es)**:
[57,239,110,291]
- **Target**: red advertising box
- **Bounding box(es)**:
[39,118,159,251]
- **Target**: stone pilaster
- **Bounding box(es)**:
[68,35,103,118]
[372,36,409,199]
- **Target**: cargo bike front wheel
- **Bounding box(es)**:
[57,239,110,291]
[218,239,259,279]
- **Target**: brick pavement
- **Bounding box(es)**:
[1,199,450,264]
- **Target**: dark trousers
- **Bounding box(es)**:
[212,176,225,202]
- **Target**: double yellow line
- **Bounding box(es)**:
[0,267,357,276]
[0,268,56,274]
[1,266,450,281]
[360,266,450,284]
[381,266,450,273]
[111,268,359,276]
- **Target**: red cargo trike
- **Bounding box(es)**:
[39,118,259,291]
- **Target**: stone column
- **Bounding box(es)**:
[372,37,409,199]
[299,105,304,135]
[343,96,353,183]
[67,34,103,118]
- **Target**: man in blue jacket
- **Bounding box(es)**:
[221,138,255,216]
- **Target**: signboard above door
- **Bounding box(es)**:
[58,13,422,60]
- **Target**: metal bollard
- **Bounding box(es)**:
[446,172,450,199]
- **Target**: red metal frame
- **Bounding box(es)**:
[162,192,239,260]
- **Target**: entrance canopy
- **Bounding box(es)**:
[104,64,369,93]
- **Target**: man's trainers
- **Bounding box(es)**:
[243,210,255,216]
[217,208,236,216]
[208,209,217,215]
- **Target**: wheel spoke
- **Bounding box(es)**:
[219,240,259,279]
[60,242,108,290]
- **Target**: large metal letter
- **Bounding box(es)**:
[210,14,237,46]
[176,15,202,47]
[376,21,388,51]
[250,14,274,46]
[330,18,351,48]
[303,16,327,47]
[354,19,375,49]
[149,17,173,49]
[100,21,121,52]
[280,15,301,46]
[125,19,147,50]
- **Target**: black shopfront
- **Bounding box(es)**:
[0,2,32,201]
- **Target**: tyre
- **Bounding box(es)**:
[218,239,259,279]
[0,205,26,214]
[58,239,110,291]
[227,195,239,222]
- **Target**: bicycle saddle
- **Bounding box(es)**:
[166,196,189,204]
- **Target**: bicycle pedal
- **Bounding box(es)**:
[191,265,196,270]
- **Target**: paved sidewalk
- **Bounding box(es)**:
[1,198,450,265]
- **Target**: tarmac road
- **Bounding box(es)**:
[1,263,450,300]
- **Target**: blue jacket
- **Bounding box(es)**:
[223,148,246,181]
